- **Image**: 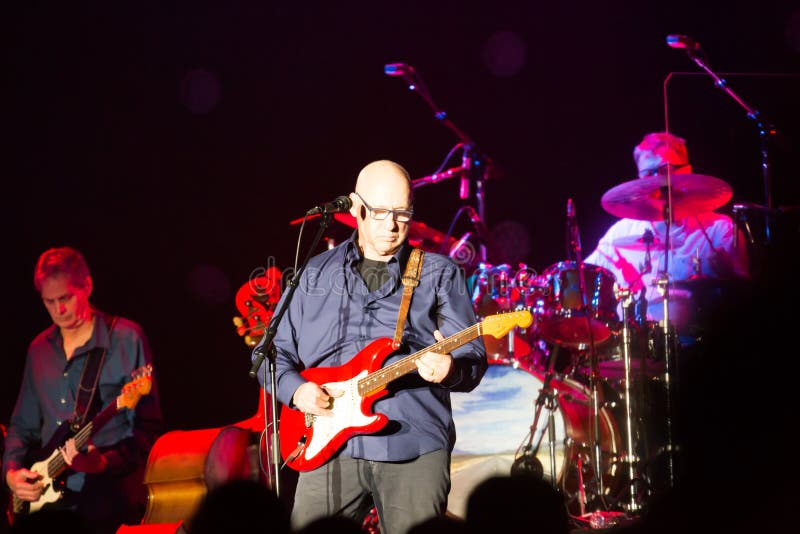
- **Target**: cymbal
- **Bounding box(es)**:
[296,213,457,252]
[601,173,732,221]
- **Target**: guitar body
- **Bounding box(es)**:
[277,311,532,473]
[279,338,396,472]
[12,422,75,516]
[22,450,63,514]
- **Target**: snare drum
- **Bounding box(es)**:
[448,361,622,518]
[532,261,619,349]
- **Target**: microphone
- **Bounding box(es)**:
[666,34,700,51]
[384,63,411,76]
[384,62,417,90]
[566,198,582,262]
[460,147,471,200]
[464,206,489,243]
[306,195,352,216]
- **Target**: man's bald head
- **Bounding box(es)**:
[355,160,413,203]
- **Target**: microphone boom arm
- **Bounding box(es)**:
[411,165,467,189]
[671,37,777,243]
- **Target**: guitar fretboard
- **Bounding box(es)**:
[45,398,120,478]
[356,322,482,395]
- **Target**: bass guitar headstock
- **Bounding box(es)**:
[232,266,283,347]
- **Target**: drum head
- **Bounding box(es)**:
[450,361,623,518]
[448,363,568,519]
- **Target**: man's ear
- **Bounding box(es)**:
[349,192,358,218]
[84,275,93,297]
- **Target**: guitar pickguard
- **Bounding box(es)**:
[302,370,378,462]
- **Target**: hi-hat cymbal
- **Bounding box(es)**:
[601,173,732,221]
[611,234,666,251]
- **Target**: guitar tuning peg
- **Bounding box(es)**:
[244,335,263,347]
[233,316,244,327]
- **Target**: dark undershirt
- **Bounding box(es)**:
[358,257,392,292]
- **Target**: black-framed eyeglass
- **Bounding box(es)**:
[354,192,414,222]
[639,162,690,177]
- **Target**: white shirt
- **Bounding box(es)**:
[584,212,749,327]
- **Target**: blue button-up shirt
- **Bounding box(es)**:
[3,310,164,492]
[258,236,487,462]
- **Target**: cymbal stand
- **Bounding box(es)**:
[615,286,641,512]
[583,305,606,504]
[655,198,677,489]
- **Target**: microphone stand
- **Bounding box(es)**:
[391,64,492,243]
[680,44,778,245]
[249,211,335,497]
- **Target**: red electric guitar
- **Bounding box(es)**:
[279,310,533,472]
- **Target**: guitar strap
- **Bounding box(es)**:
[392,248,424,349]
[70,313,118,432]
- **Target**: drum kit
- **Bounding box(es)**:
[448,171,745,519]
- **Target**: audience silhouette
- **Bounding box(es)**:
[407,515,466,534]
[189,479,290,534]
[9,507,91,534]
[294,514,364,534]
[465,474,571,534]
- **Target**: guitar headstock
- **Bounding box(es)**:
[481,310,533,339]
[232,266,283,347]
[117,364,153,411]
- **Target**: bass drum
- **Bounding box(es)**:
[448,361,623,518]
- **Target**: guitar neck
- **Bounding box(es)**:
[357,322,482,395]
[45,398,120,478]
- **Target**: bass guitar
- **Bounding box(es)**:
[279,310,532,472]
[12,364,153,516]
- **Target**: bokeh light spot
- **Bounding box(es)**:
[482,31,527,77]
[179,68,222,114]
[785,9,800,54]
[186,264,231,306]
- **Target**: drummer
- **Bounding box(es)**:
[584,132,750,337]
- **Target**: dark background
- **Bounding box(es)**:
[3,1,800,433]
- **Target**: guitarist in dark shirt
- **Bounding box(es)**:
[3,247,164,533]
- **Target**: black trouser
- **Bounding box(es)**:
[291,449,451,534]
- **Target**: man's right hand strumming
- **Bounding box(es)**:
[292,382,343,417]
[6,468,43,503]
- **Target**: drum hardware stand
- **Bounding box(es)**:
[566,197,607,509]
[655,199,678,490]
[615,286,642,513]
[512,345,561,486]
[584,314,607,509]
